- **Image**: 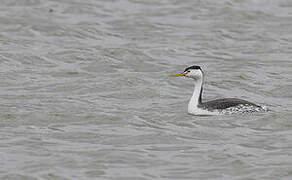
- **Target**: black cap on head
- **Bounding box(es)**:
[184,65,202,72]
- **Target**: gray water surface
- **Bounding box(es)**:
[0,0,292,179]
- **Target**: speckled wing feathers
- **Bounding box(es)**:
[200,98,260,111]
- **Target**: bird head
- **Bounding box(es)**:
[169,65,203,80]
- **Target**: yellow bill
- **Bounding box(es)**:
[169,73,185,77]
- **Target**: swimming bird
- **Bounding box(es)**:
[170,65,267,115]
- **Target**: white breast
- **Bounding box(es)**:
[188,106,219,116]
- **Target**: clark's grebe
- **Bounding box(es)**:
[170,65,267,115]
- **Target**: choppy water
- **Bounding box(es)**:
[0,0,292,179]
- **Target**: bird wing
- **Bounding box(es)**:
[200,98,260,110]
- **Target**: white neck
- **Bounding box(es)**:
[188,78,203,114]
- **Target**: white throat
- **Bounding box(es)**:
[188,78,203,114]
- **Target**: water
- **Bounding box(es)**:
[0,0,292,179]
